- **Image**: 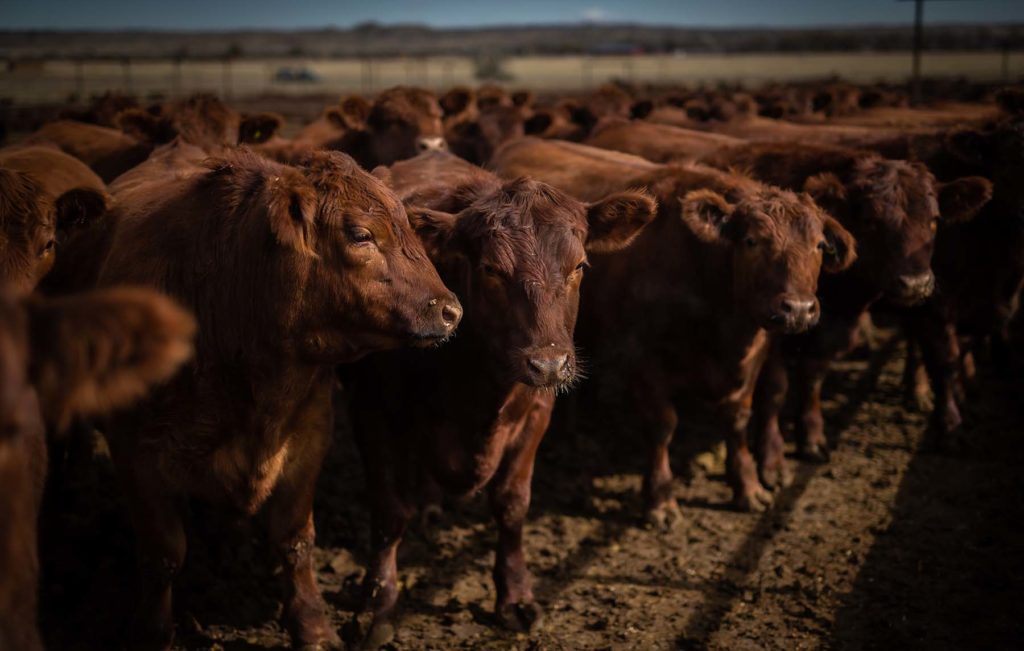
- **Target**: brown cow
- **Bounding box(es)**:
[902,104,1024,446]
[23,120,155,183]
[95,148,461,650]
[117,93,285,150]
[346,151,655,646]
[0,144,110,295]
[491,138,856,516]
[700,142,991,482]
[0,288,195,651]
[585,119,745,163]
[320,87,448,168]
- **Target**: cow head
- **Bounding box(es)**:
[406,177,655,389]
[335,87,447,168]
[199,150,460,362]
[679,185,856,333]
[804,157,991,305]
[0,162,109,296]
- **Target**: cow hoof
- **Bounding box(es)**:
[797,443,830,463]
[733,485,773,512]
[361,621,396,650]
[645,499,683,531]
[759,463,794,490]
[497,601,543,632]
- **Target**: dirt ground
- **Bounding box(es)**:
[37,324,1024,651]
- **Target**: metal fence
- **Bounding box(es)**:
[2,50,1022,105]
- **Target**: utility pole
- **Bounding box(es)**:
[911,0,924,104]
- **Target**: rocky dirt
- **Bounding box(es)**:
[38,326,1024,650]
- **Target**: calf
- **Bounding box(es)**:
[0,288,195,651]
[0,145,110,295]
[491,138,856,516]
[96,149,462,650]
[701,142,991,482]
[347,151,655,645]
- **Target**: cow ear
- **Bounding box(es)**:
[238,112,284,144]
[584,191,658,253]
[569,105,598,132]
[337,96,372,130]
[803,173,848,213]
[938,176,992,224]
[631,99,654,119]
[115,108,176,143]
[523,111,554,136]
[511,90,534,109]
[27,288,195,432]
[54,187,109,235]
[407,205,457,261]
[370,165,393,187]
[439,87,475,119]
[679,189,734,243]
[945,129,992,167]
[821,214,857,273]
[265,171,317,256]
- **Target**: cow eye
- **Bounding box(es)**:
[817,240,829,252]
[348,227,374,244]
[744,236,757,248]
[930,218,939,231]
[574,260,588,273]
[482,264,500,277]
[40,239,56,257]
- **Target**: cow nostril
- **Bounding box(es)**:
[808,302,819,315]
[440,302,462,327]
[780,301,794,314]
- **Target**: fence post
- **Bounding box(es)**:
[122,57,133,95]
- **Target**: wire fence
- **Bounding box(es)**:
[2,50,1022,106]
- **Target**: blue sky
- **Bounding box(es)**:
[2,0,1022,30]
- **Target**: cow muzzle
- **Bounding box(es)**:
[411,294,462,346]
[522,346,575,388]
[416,136,448,152]
[888,272,935,306]
[766,295,820,333]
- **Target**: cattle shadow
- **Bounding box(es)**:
[829,367,1024,650]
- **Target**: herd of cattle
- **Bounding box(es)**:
[1,78,1021,650]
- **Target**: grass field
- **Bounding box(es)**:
[2,50,1023,105]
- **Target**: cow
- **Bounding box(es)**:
[0,287,195,651]
[315,87,448,169]
[902,103,1024,446]
[94,148,463,650]
[117,93,285,150]
[491,138,856,518]
[584,119,745,163]
[0,144,110,295]
[58,91,140,128]
[344,151,655,646]
[23,120,155,183]
[700,142,991,483]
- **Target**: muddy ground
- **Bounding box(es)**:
[37,325,1024,651]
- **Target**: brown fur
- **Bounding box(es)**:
[95,148,461,649]
[348,150,655,644]
[24,120,154,183]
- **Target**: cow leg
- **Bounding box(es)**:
[792,358,830,462]
[122,480,186,651]
[264,443,339,649]
[489,401,550,632]
[360,493,410,649]
[752,339,793,489]
[918,319,964,449]
[902,338,933,412]
[725,398,773,512]
[632,371,681,528]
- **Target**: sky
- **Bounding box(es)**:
[1,0,1023,30]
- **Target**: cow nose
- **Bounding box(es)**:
[894,272,935,303]
[431,296,462,330]
[416,136,447,152]
[769,296,820,332]
[525,350,572,386]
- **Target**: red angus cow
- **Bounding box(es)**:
[700,142,991,482]
[0,288,195,651]
[491,138,856,516]
[346,151,655,645]
[96,149,462,650]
